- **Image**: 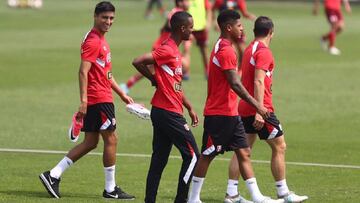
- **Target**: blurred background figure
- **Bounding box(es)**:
[145,0,166,19]
[187,0,212,79]
[313,0,352,55]
[212,0,256,64]
[212,0,255,21]
[7,0,42,8]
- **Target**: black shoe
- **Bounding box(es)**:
[39,171,61,198]
[103,186,135,200]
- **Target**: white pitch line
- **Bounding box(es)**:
[1,148,360,170]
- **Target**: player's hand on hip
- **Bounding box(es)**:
[121,95,134,104]
[77,102,87,121]
[253,113,265,131]
[189,109,199,127]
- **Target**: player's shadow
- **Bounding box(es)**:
[0,190,50,199]
[0,190,98,199]
[161,195,220,203]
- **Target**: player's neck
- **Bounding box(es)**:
[170,34,182,46]
[219,33,233,44]
[255,37,270,47]
[93,27,106,36]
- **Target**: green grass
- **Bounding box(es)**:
[1,0,360,202]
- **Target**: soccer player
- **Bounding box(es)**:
[187,10,282,203]
[120,0,191,94]
[187,0,212,78]
[212,0,255,20]
[225,16,309,203]
[39,2,135,200]
[132,11,200,203]
[313,0,351,55]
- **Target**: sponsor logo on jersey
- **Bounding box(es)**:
[107,71,113,80]
[174,82,182,92]
[175,66,183,75]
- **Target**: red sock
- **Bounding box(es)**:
[126,74,143,88]
[328,31,336,47]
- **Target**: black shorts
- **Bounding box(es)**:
[241,113,283,140]
[150,107,199,159]
[201,115,248,156]
[82,103,116,132]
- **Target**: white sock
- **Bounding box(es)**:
[275,179,290,197]
[50,156,73,179]
[245,177,265,202]
[188,176,205,202]
[226,179,239,196]
[104,165,116,193]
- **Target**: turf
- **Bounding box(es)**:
[0,0,359,202]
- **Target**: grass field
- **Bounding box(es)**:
[1,0,360,202]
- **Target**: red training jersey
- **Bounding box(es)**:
[238,40,275,117]
[325,0,341,11]
[81,28,113,106]
[151,38,184,114]
[204,38,239,116]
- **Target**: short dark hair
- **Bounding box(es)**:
[95,1,115,15]
[253,16,274,37]
[170,11,192,32]
[217,9,241,31]
[175,0,184,6]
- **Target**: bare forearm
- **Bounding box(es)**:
[111,77,126,97]
[206,9,212,29]
[343,0,351,12]
[231,82,260,109]
[254,80,265,105]
[79,70,88,103]
[182,94,193,111]
[132,62,156,85]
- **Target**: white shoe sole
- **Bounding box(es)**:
[126,104,150,120]
[68,125,79,143]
